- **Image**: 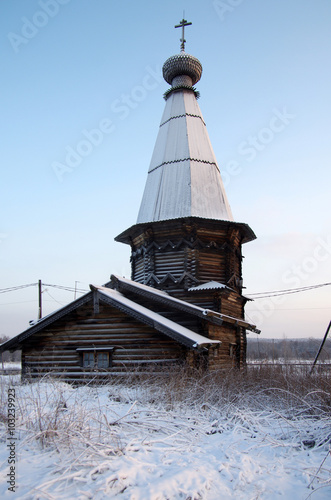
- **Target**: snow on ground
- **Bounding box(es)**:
[0,375,330,499]
[1,363,21,370]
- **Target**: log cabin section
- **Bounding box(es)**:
[0,275,259,381]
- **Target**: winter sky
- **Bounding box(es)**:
[1,0,330,340]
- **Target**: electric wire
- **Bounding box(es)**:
[247,282,331,299]
[44,289,66,306]
[43,283,88,293]
[0,283,38,294]
[0,283,89,294]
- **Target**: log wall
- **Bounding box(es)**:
[130,220,243,295]
[21,301,187,382]
[207,324,244,370]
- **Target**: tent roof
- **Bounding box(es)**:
[137,89,234,224]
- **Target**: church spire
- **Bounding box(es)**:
[136,27,234,225]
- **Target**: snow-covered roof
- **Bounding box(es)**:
[112,275,170,298]
[188,281,232,292]
[137,88,233,224]
[111,275,260,333]
[95,286,220,349]
[112,274,209,317]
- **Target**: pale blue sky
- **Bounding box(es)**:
[1,0,330,340]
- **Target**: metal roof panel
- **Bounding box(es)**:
[137,89,233,224]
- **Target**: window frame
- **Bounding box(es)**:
[76,347,114,370]
[97,352,110,369]
[83,351,95,368]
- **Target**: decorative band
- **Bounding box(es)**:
[160,113,206,128]
[163,85,200,100]
[149,158,219,174]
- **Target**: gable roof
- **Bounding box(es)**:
[110,275,260,333]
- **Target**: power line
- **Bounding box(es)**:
[43,283,88,293]
[247,282,331,299]
[44,289,66,306]
[0,300,37,306]
[0,283,38,294]
[0,281,90,321]
[0,282,89,295]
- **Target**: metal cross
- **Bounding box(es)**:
[174,17,192,52]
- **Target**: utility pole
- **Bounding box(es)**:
[310,320,331,374]
[38,279,42,320]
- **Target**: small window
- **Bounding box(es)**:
[77,347,113,370]
[83,352,94,368]
[97,352,109,369]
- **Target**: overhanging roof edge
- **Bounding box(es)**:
[110,275,259,333]
[115,217,256,245]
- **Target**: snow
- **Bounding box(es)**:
[1,363,21,370]
[112,275,170,298]
[0,374,330,499]
[188,281,229,292]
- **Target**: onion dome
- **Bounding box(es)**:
[163,53,202,86]
[162,52,202,100]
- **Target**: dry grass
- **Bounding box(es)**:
[1,364,330,451]
[106,363,331,416]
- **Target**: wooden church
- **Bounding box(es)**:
[0,20,259,381]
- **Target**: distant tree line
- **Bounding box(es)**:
[247,338,331,362]
[0,336,21,363]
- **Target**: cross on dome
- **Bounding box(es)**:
[175,17,192,52]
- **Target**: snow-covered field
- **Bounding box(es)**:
[0,369,330,499]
